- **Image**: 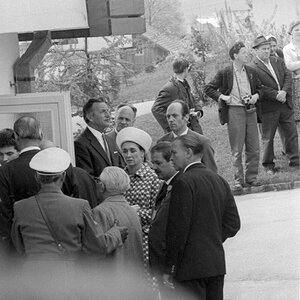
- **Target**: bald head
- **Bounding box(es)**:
[14,116,43,140]
[115,105,136,132]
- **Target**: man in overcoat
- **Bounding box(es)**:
[162,135,240,300]
[157,100,217,173]
[204,41,261,190]
[250,35,299,172]
[152,58,203,134]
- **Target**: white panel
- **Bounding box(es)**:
[0,0,88,34]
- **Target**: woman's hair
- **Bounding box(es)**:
[100,166,130,194]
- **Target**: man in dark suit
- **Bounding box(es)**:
[152,58,203,134]
[105,103,137,168]
[251,36,299,172]
[74,98,120,178]
[148,142,179,286]
[157,100,217,173]
[204,41,261,190]
[163,135,240,300]
[0,116,43,254]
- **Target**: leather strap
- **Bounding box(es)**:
[35,194,66,254]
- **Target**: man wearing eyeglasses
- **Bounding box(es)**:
[152,58,204,134]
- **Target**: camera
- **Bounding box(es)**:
[242,94,252,104]
[189,108,202,118]
[242,95,256,113]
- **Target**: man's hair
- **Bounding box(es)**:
[100,166,130,194]
[174,135,204,156]
[229,41,246,60]
[267,36,277,43]
[117,103,137,118]
[170,100,189,116]
[14,116,43,140]
[173,58,190,74]
[0,129,18,150]
[83,98,107,123]
[36,172,63,184]
[151,141,172,162]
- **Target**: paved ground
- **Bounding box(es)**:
[224,189,300,300]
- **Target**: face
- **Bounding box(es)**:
[0,146,19,165]
[269,40,277,55]
[170,139,189,171]
[166,103,188,134]
[234,47,249,64]
[291,24,300,39]
[121,142,144,168]
[115,107,135,132]
[151,151,176,180]
[256,44,270,62]
[88,102,111,131]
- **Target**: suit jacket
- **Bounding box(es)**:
[149,173,180,275]
[204,64,262,124]
[11,184,122,257]
[105,129,125,168]
[0,150,40,245]
[250,56,293,113]
[157,129,218,173]
[74,127,120,178]
[165,163,240,281]
[152,76,203,132]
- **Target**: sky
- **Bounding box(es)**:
[179,0,300,30]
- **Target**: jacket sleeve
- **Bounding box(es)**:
[204,70,224,101]
[165,178,193,275]
[222,183,241,242]
[10,204,25,255]
[82,202,122,255]
[281,60,292,94]
[201,138,218,173]
[152,86,175,132]
[74,140,95,177]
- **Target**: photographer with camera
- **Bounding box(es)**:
[204,41,261,191]
[152,58,204,135]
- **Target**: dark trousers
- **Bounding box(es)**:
[261,105,299,168]
[175,275,224,300]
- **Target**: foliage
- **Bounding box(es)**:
[144,64,156,73]
[35,37,135,114]
[144,0,185,36]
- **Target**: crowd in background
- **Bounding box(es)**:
[0,19,299,300]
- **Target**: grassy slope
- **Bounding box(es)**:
[121,60,300,187]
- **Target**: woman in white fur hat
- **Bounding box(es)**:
[116,127,161,292]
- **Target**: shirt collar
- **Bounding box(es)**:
[166,171,179,185]
[87,125,103,139]
[183,161,202,173]
[257,56,270,66]
[173,127,189,138]
[20,146,40,155]
[233,62,246,73]
[126,163,150,178]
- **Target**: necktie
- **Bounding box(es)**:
[102,133,111,164]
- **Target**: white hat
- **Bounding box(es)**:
[30,147,71,174]
[116,127,152,153]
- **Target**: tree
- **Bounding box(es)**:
[35,36,134,114]
[144,0,185,36]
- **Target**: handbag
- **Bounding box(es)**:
[35,195,66,254]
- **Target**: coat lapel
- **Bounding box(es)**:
[227,65,234,93]
[84,128,111,165]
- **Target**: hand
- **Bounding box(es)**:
[117,226,128,243]
[220,94,231,104]
[249,93,259,104]
[131,204,141,213]
[276,90,287,103]
[162,274,175,289]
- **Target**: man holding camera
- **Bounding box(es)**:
[152,58,204,134]
[204,41,261,190]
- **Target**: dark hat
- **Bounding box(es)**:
[288,20,300,35]
[252,35,270,49]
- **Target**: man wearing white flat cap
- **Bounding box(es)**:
[11,147,128,263]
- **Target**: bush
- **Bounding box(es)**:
[144,64,156,73]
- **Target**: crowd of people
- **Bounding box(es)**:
[0,19,299,300]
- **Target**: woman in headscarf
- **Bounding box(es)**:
[116,127,161,292]
[283,20,300,122]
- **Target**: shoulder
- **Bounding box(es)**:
[75,128,89,143]
[14,196,35,211]
[186,130,210,143]
[105,130,116,139]
[157,132,172,143]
